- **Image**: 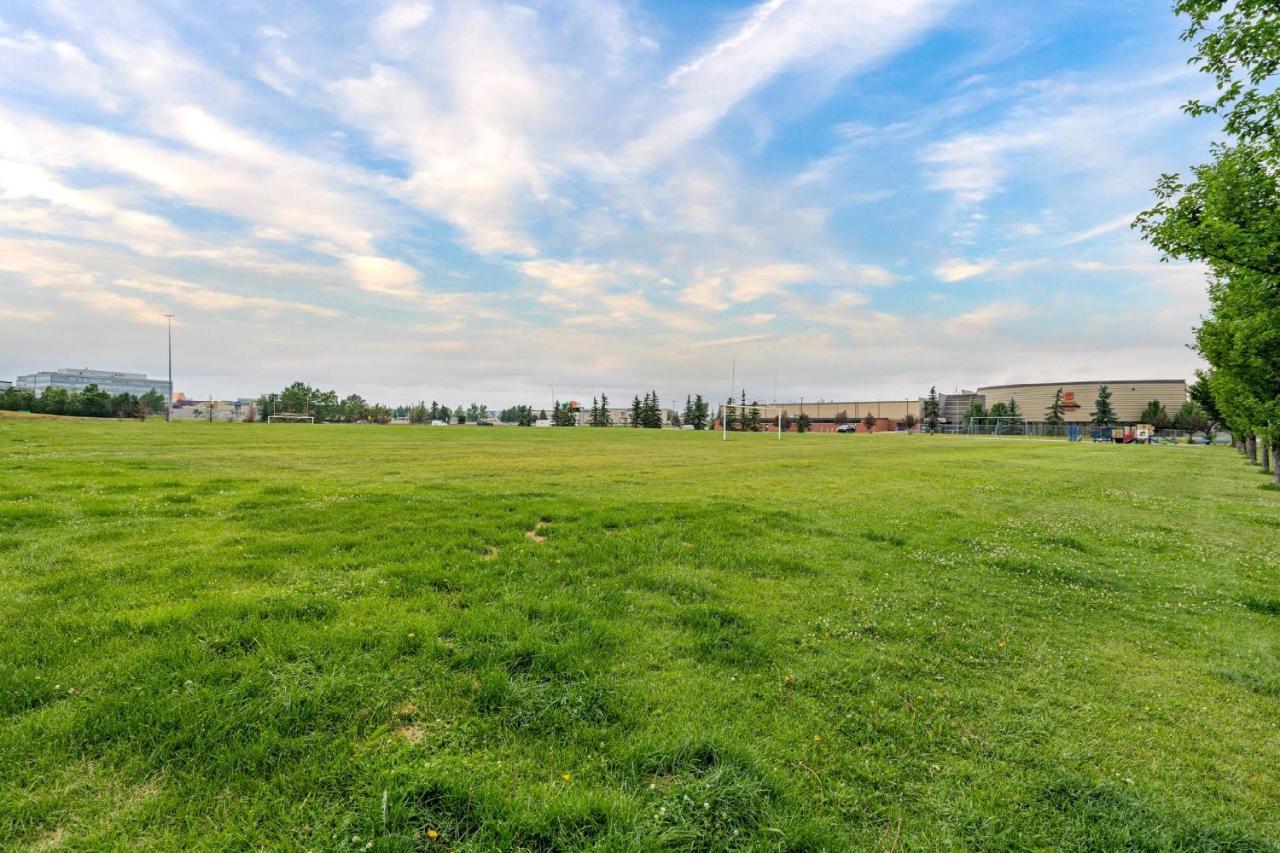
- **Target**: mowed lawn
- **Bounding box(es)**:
[2,417,1278,851]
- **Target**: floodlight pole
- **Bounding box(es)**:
[164,313,174,422]
[724,358,735,441]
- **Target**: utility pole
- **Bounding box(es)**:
[164,313,175,422]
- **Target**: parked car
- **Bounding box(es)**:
[835,423,857,433]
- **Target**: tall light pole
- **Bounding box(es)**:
[163,313,175,421]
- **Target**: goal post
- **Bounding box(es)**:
[966,416,1027,437]
[719,403,785,441]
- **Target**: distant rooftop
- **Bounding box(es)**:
[56,368,149,379]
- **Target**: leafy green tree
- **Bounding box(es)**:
[1175,401,1212,443]
[1091,385,1117,427]
[340,394,367,422]
[313,389,340,422]
[280,381,314,415]
[795,412,811,433]
[989,401,1009,420]
[140,389,166,418]
[1139,400,1171,430]
[78,384,112,418]
[903,413,918,432]
[1,386,39,412]
[110,393,139,419]
[1189,370,1222,425]
[42,387,70,416]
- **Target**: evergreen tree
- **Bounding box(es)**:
[1045,388,1066,428]
[590,396,600,426]
[748,400,762,432]
[647,390,663,428]
[684,394,694,427]
[924,386,941,433]
[1091,385,1117,426]
[630,395,642,427]
[795,412,811,433]
[599,394,611,426]
[723,397,735,431]
[693,394,709,430]
[1006,398,1021,420]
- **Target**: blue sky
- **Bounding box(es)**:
[0,0,1217,405]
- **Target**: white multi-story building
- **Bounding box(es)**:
[16,368,172,403]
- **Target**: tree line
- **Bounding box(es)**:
[1,384,167,419]
[1134,1,1279,481]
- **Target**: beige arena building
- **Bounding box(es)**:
[975,380,1187,424]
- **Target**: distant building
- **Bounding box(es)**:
[16,368,172,403]
[975,380,1187,424]
[758,400,923,433]
[0,380,11,392]
[171,399,254,422]
[574,406,674,426]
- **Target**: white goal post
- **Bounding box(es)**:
[267,413,315,423]
[719,403,785,441]
[966,416,1027,436]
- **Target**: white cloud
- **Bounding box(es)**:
[0,305,55,322]
[943,301,1033,335]
[373,2,434,50]
[934,258,995,282]
[346,255,423,299]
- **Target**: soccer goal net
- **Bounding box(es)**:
[719,403,785,440]
[267,413,315,424]
[966,416,1027,436]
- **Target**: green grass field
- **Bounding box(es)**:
[2,416,1279,850]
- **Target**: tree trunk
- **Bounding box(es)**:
[1274,443,1280,486]
[1263,440,1272,474]
[1247,435,1258,464]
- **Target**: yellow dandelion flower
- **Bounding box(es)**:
[562,772,572,781]
[426,828,438,839]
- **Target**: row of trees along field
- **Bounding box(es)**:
[255,382,392,423]
[0,384,167,419]
[1135,1,1280,483]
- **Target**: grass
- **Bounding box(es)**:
[1,415,1279,850]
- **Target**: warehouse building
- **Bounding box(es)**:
[764,400,922,432]
[974,380,1187,424]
